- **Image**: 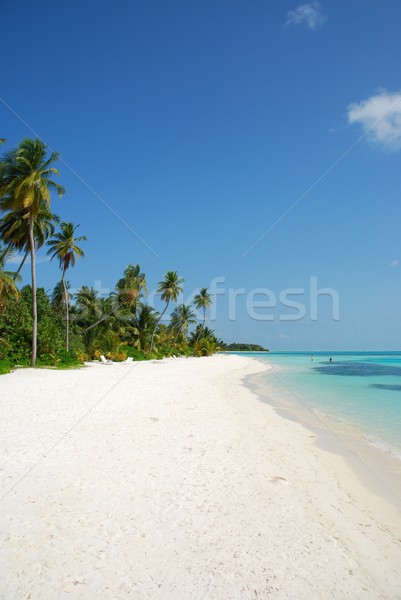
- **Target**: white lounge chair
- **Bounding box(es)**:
[100,354,113,365]
[124,357,134,363]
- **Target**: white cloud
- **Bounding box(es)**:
[347,91,401,150]
[285,2,327,30]
[390,259,399,269]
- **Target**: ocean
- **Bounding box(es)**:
[232,351,401,461]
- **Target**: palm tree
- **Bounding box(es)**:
[170,303,196,345]
[75,286,100,318]
[52,280,71,316]
[47,222,86,351]
[189,325,216,344]
[0,244,19,316]
[131,304,158,351]
[116,264,147,310]
[0,204,59,274]
[92,330,123,358]
[0,138,64,365]
[78,265,147,337]
[75,286,104,334]
[150,270,184,352]
[193,287,212,340]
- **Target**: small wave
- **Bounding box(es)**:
[368,438,401,461]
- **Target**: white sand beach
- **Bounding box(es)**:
[0,354,400,599]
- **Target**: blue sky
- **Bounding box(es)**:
[2,0,401,350]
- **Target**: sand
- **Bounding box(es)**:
[0,354,400,599]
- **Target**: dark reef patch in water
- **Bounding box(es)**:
[370,383,401,391]
[313,362,401,377]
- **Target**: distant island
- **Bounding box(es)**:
[221,343,269,352]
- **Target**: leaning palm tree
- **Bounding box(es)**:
[193,287,212,340]
[75,286,106,338]
[150,270,184,352]
[170,303,196,345]
[0,204,59,274]
[78,265,147,337]
[47,222,86,351]
[0,244,19,316]
[0,138,64,365]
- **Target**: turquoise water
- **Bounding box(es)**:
[233,352,401,459]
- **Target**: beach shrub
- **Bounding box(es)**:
[35,349,83,368]
[194,338,217,356]
[121,346,147,361]
[0,359,12,375]
[1,286,64,364]
[91,330,123,358]
[147,350,165,360]
[0,335,10,358]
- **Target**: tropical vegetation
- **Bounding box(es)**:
[0,137,225,370]
[0,138,64,366]
[221,342,269,351]
[47,221,86,351]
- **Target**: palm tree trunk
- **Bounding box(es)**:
[196,309,206,342]
[78,313,111,335]
[150,302,169,352]
[16,250,29,275]
[62,270,69,352]
[173,327,181,346]
[29,214,37,367]
[3,242,27,275]
[78,295,132,337]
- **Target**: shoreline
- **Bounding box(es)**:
[248,352,401,460]
[245,360,401,531]
[1,355,400,598]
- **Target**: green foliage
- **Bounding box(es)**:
[150,270,184,352]
[1,285,65,364]
[92,330,123,357]
[1,138,263,369]
[36,350,82,368]
[130,304,158,351]
[0,360,12,375]
[0,277,265,368]
[121,346,166,361]
[116,264,147,308]
[194,338,218,356]
[170,304,196,340]
[221,342,269,351]
[0,244,19,315]
[121,346,147,361]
